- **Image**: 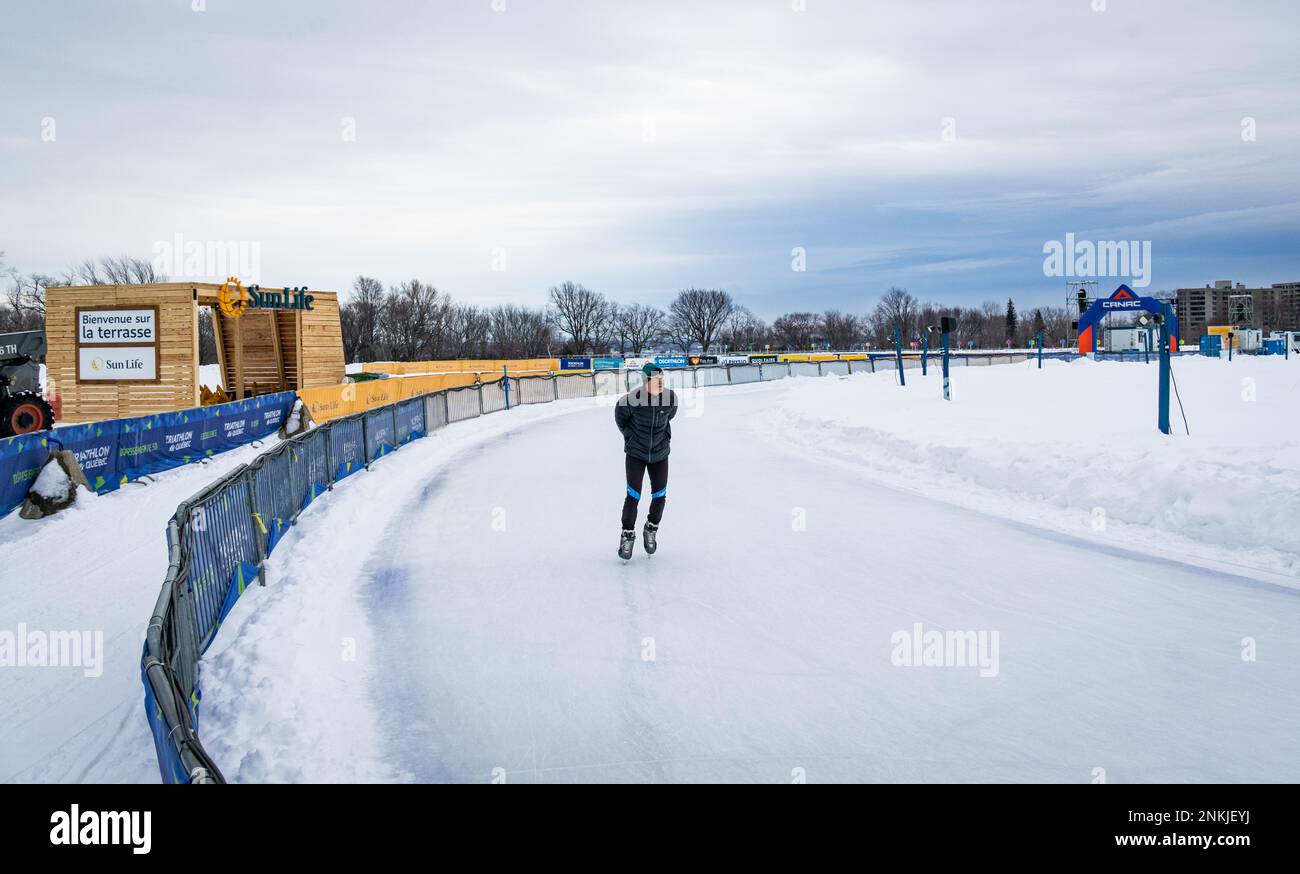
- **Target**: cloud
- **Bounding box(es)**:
[1,0,1297,312]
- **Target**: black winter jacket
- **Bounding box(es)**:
[615,386,678,463]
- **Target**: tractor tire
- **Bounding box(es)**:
[1,393,54,437]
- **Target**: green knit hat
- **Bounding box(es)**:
[642,362,664,377]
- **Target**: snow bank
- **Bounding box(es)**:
[0,435,279,783]
[758,356,1300,583]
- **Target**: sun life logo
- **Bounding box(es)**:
[218,277,249,319]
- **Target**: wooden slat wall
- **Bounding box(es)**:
[276,310,299,389]
[298,292,345,388]
[218,310,283,395]
[46,284,199,424]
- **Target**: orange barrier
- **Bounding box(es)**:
[297,372,484,423]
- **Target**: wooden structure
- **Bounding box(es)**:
[205,287,344,400]
[46,283,344,424]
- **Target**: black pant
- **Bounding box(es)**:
[623,456,668,529]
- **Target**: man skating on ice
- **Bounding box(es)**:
[614,362,678,560]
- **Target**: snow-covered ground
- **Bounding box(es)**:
[198,358,1300,783]
[199,363,222,390]
[5,357,1298,784]
[762,355,1300,584]
[0,435,280,783]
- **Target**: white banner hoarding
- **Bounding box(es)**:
[78,309,157,344]
[78,346,157,381]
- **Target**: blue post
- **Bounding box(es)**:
[894,325,905,386]
[922,333,929,376]
[1228,333,1233,362]
[941,327,951,400]
[503,364,510,410]
[1158,306,1171,434]
[1036,332,1043,369]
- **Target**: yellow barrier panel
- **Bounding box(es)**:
[396,373,479,400]
[297,383,357,423]
[360,358,560,376]
[299,372,499,422]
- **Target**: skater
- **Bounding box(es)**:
[614,362,678,560]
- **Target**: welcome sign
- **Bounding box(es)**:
[78,309,156,343]
[75,306,161,383]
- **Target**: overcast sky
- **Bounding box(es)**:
[2,0,1297,317]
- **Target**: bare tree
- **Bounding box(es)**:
[668,288,733,354]
[197,308,218,365]
[871,286,919,338]
[379,279,451,360]
[489,304,554,357]
[548,281,614,354]
[616,303,666,354]
[63,255,164,286]
[820,310,862,350]
[447,303,492,358]
[771,312,820,351]
[341,275,386,363]
[666,313,695,354]
[719,306,769,352]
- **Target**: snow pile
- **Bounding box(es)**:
[758,356,1300,582]
[29,458,72,500]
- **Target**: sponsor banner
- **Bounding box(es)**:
[0,392,296,517]
[655,355,688,368]
[687,355,719,366]
[559,356,592,371]
[78,346,157,381]
[78,309,156,344]
[592,357,624,370]
[624,357,653,370]
[716,355,750,365]
[748,353,779,363]
[49,422,119,493]
[0,432,54,517]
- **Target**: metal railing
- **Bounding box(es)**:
[141,354,1086,783]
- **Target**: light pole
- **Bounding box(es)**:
[893,325,906,386]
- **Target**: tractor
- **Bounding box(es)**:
[0,330,54,437]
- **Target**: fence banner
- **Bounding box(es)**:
[559,356,591,371]
[298,383,357,423]
[655,355,688,368]
[0,432,54,516]
[1,392,295,517]
[118,394,294,483]
[49,422,119,493]
[328,416,366,480]
[592,357,624,370]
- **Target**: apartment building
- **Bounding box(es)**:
[1174,280,1300,344]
